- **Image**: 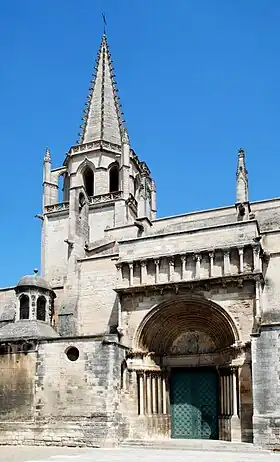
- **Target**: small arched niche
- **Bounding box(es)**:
[109,163,119,193]
[83,166,94,197]
[37,296,46,322]
[19,295,29,320]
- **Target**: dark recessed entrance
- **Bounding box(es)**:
[170,368,219,440]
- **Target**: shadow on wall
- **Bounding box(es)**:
[108,296,119,334]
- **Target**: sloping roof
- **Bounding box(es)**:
[0,320,59,340]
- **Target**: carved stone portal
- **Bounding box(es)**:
[169,330,217,355]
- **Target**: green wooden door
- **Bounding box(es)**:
[170,368,219,439]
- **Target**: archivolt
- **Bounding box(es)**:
[133,295,239,355]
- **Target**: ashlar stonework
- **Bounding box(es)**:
[0,33,279,448]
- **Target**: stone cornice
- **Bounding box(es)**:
[115,272,264,296]
[69,140,122,157]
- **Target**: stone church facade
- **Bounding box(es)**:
[0,33,279,448]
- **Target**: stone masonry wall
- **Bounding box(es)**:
[0,288,16,325]
[252,325,280,447]
[77,257,118,335]
[0,336,128,447]
[0,352,36,421]
[44,214,68,286]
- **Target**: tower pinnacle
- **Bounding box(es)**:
[78,34,125,146]
[236,148,248,204]
[44,147,51,163]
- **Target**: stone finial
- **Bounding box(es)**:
[44,147,51,162]
[236,147,248,204]
[121,127,130,145]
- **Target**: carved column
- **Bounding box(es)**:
[30,293,37,320]
[223,250,231,275]
[230,367,241,442]
[194,254,201,279]
[238,247,244,273]
[255,279,261,319]
[168,258,175,282]
[209,251,214,278]
[157,375,162,414]
[253,245,261,272]
[231,368,238,417]
[139,373,145,415]
[140,260,147,285]
[162,374,167,415]
[128,263,134,287]
[180,255,187,280]
[152,374,157,414]
[154,259,160,284]
[146,373,152,415]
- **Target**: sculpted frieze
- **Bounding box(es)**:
[169,330,217,355]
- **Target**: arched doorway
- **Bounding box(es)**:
[132,296,241,441]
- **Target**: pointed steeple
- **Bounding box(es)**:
[236,148,248,204]
[78,34,125,146]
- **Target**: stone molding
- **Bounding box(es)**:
[115,272,264,296]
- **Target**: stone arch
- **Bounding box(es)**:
[133,295,239,355]
[77,159,96,196]
[108,162,119,193]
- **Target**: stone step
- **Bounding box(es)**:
[120,439,270,454]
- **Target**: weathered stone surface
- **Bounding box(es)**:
[0,33,280,450]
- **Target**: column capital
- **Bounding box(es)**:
[168,257,175,267]
[209,251,215,259]
[116,263,122,271]
[193,253,201,262]
[252,244,260,255]
[128,262,134,270]
[140,260,147,267]
[223,249,230,257]
[238,247,244,255]
[180,254,187,262]
[154,258,160,266]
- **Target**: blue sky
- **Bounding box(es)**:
[1,0,280,287]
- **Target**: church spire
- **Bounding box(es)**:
[236,148,248,204]
[78,34,125,146]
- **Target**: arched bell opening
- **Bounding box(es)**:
[130,296,242,442]
[109,163,119,193]
[83,166,94,197]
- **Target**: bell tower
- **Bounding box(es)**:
[41,33,156,292]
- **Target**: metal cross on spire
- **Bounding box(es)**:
[102,13,107,35]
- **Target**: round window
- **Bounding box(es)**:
[65,346,79,361]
